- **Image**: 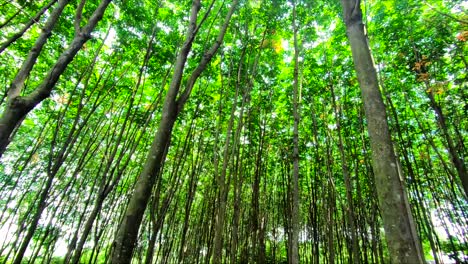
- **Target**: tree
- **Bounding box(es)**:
[289,1,301,263]
[340,0,425,263]
[0,0,467,263]
[110,1,239,262]
[0,0,112,157]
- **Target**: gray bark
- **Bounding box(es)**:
[290,3,300,263]
[0,0,111,158]
[340,0,425,263]
[110,1,238,262]
[426,89,468,197]
[0,0,59,54]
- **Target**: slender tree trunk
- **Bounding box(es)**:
[12,169,55,264]
[325,138,335,264]
[330,84,360,263]
[426,89,468,196]
[0,0,59,54]
[12,82,100,263]
[308,98,321,264]
[110,1,237,262]
[230,146,244,264]
[110,16,195,261]
[211,61,239,264]
[251,114,266,263]
[177,141,203,262]
[290,3,301,263]
[212,64,247,264]
[280,161,292,264]
[340,1,425,263]
[0,0,111,157]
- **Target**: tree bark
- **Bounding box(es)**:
[0,0,59,54]
[110,1,238,262]
[426,89,468,197]
[340,1,425,263]
[0,0,111,158]
[330,83,360,264]
[290,2,301,262]
[109,2,200,261]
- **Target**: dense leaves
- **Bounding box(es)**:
[0,0,467,263]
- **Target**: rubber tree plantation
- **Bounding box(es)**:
[0,0,467,263]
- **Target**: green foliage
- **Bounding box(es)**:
[0,0,466,263]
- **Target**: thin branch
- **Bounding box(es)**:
[177,0,239,111]
[422,0,468,25]
[0,0,59,55]
[193,0,217,38]
[75,0,86,34]
[6,0,69,100]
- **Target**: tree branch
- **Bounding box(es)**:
[422,0,468,25]
[6,0,69,100]
[74,0,87,34]
[0,0,59,54]
[176,0,239,112]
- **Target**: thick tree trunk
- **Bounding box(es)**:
[384,88,444,264]
[340,1,425,263]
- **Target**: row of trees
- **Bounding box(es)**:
[0,0,466,263]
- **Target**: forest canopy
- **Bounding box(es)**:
[0,0,467,263]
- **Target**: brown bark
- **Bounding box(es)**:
[340,0,425,263]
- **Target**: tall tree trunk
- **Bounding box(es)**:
[426,89,468,196]
[290,3,301,263]
[340,1,425,263]
[110,1,238,262]
[230,143,244,264]
[109,2,200,261]
[212,58,248,264]
[383,83,443,264]
[330,83,360,264]
[12,78,103,263]
[308,96,321,264]
[325,138,335,264]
